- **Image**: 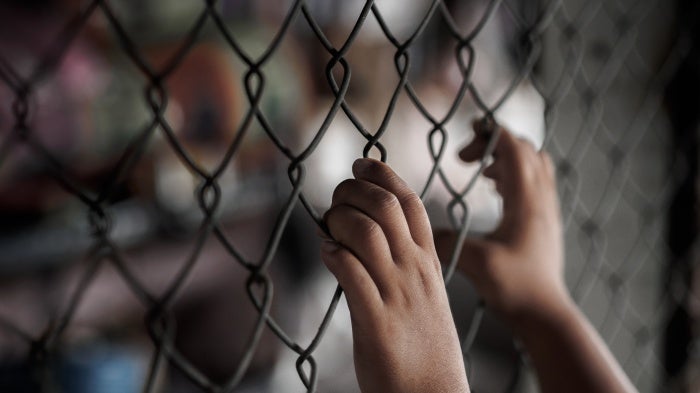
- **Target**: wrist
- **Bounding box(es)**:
[503,285,577,341]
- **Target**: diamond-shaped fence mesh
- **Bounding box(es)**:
[0,0,697,392]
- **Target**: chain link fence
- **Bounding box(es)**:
[0,0,696,392]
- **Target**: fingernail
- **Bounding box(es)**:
[321,240,339,253]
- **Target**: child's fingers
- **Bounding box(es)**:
[458,121,509,190]
[331,179,414,258]
[460,123,518,163]
[320,240,384,309]
[324,204,398,295]
[458,136,489,163]
[459,119,537,170]
[458,119,502,163]
[351,158,433,249]
[459,120,546,208]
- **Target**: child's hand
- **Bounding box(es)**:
[321,158,469,393]
[435,121,567,325]
[436,121,637,393]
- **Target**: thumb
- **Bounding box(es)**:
[433,229,495,278]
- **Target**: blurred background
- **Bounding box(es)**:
[0,0,697,392]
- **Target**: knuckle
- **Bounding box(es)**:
[371,187,400,211]
[418,267,441,296]
[360,217,383,241]
[420,251,443,278]
[325,205,384,244]
[398,190,422,211]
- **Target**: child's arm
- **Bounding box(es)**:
[435,121,637,393]
[321,158,470,393]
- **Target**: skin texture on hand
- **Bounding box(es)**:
[435,120,637,393]
[321,158,470,393]
[436,119,566,323]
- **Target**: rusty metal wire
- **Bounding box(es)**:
[0,0,695,392]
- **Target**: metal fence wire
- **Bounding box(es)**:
[0,0,697,392]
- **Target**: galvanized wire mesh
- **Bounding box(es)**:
[0,0,696,392]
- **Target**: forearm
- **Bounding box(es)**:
[510,295,637,393]
[446,122,635,392]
